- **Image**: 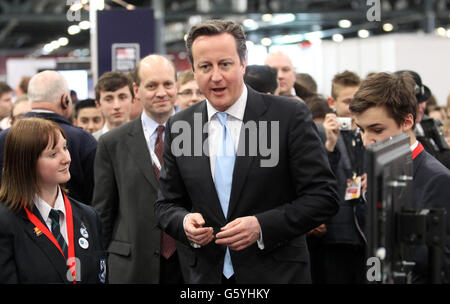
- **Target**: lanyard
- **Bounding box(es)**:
[141,115,162,171]
[412,142,424,160]
[24,192,77,284]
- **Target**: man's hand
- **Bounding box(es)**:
[183,213,214,246]
[215,216,261,251]
[323,113,339,152]
[307,223,327,237]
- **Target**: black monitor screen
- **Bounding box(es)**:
[365,133,413,283]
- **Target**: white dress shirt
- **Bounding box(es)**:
[34,187,69,246]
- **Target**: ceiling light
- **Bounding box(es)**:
[261,37,272,46]
[332,33,344,42]
[262,14,273,22]
[383,23,394,32]
[338,19,352,28]
[79,20,91,30]
[435,27,446,36]
[70,3,83,11]
[358,29,370,38]
[243,19,258,29]
[58,37,69,46]
[272,14,295,25]
[43,44,54,53]
[68,25,81,35]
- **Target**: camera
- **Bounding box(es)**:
[337,117,352,131]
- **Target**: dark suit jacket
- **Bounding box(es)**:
[412,149,450,283]
[0,111,97,204]
[0,197,105,284]
[92,118,166,283]
[155,86,339,284]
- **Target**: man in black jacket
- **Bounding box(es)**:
[0,70,97,204]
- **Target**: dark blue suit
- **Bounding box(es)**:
[0,197,106,284]
[0,111,97,204]
[412,148,450,283]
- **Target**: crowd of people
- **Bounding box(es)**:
[0,19,449,284]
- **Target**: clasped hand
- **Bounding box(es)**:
[183,213,261,251]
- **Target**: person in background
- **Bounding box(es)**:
[10,95,31,126]
[264,51,297,97]
[296,73,318,93]
[0,70,97,205]
[0,118,105,284]
[92,72,134,141]
[0,82,13,131]
[73,98,105,134]
[304,94,332,125]
[350,72,450,283]
[176,69,205,110]
[14,76,30,98]
[244,65,279,95]
[128,69,144,120]
[92,54,183,284]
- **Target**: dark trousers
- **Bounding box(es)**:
[309,241,366,284]
[160,251,184,284]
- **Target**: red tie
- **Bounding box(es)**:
[153,125,177,259]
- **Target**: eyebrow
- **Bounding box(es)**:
[357,123,383,130]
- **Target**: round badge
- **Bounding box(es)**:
[79,237,89,249]
[80,227,89,238]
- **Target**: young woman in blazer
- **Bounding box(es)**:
[0,117,106,283]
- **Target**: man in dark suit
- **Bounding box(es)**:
[350,72,450,283]
[92,55,184,283]
[0,71,96,204]
[155,19,339,284]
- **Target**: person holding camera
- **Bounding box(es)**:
[310,71,367,283]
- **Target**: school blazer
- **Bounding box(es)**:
[0,197,106,284]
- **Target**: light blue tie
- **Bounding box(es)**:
[214,112,235,279]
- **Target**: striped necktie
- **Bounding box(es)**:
[49,209,68,258]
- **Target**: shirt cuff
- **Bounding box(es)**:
[183,213,201,248]
[256,228,264,250]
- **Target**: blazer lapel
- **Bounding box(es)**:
[21,208,69,283]
[126,119,158,191]
[227,87,268,219]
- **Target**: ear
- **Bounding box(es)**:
[327,97,336,109]
[95,100,101,109]
[133,82,139,98]
[60,94,69,109]
[401,113,414,132]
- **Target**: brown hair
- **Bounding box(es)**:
[331,70,361,99]
[0,118,67,212]
[177,69,195,87]
[95,71,134,102]
[186,19,247,66]
[349,72,417,127]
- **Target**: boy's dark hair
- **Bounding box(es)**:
[0,82,12,97]
[350,72,417,127]
[244,65,278,94]
[74,98,97,119]
[304,95,333,121]
[95,71,134,102]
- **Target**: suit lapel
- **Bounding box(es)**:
[21,208,69,283]
[126,118,158,191]
[227,87,268,219]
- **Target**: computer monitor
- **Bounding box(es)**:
[365,133,414,283]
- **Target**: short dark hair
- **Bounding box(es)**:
[331,71,361,99]
[305,95,333,121]
[74,98,97,119]
[349,72,417,127]
[244,65,278,94]
[296,73,317,93]
[95,71,134,102]
[186,19,247,66]
[0,82,12,98]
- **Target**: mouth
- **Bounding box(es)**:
[112,112,122,118]
[211,87,226,96]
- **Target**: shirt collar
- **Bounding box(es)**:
[102,123,110,134]
[206,85,247,122]
[33,187,65,222]
[410,140,419,152]
[141,110,172,136]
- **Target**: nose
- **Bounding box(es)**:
[211,66,223,82]
[112,98,121,109]
[155,85,167,98]
[362,133,376,147]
